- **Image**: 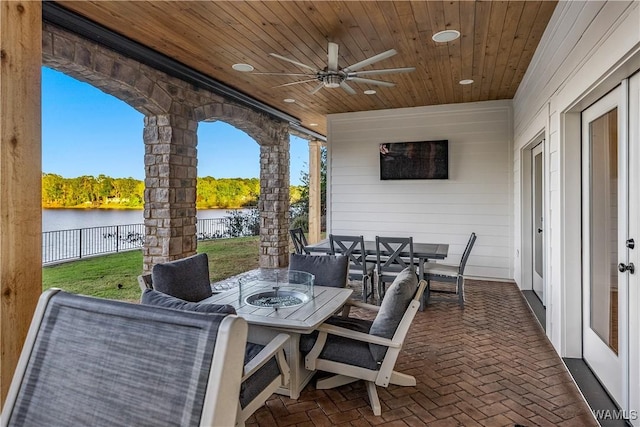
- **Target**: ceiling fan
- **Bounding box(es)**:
[254,42,415,95]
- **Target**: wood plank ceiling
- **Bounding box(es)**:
[55,1,557,137]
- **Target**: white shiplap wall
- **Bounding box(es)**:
[327,100,513,281]
[512,0,640,356]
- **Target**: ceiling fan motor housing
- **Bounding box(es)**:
[323,74,343,88]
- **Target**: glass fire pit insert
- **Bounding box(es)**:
[239,269,314,309]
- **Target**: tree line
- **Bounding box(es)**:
[42,173,304,209]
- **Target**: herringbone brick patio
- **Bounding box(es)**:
[246,280,597,427]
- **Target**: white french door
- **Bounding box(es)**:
[531,142,544,304]
[582,79,638,413]
[628,73,640,426]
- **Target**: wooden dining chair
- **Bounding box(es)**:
[289,227,310,254]
[329,234,375,302]
[375,236,415,301]
[423,232,477,308]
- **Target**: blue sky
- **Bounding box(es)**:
[42,67,308,185]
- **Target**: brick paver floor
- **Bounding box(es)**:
[246,280,597,427]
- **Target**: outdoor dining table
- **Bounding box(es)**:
[202,273,352,400]
[304,239,449,281]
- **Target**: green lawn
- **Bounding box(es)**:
[42,236,261,301]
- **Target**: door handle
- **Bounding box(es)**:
[618,263,635,274]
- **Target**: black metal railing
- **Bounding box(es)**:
[196,217,231,240]
[42,217,258,265]
[42,223,145,264]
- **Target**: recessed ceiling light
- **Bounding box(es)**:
[432,30,461,43]
[364,89,377,95]
[309,123,318,127]
[283,98,296,103]
[459,79,474,85]
[232,63,254,72]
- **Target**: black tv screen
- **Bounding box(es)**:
[379,140,449,180]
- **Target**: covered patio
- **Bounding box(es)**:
[2,1,640,424]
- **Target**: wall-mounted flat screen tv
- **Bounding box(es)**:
[379,140,449,180]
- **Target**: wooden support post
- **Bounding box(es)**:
[308,140,322,243]
[0,0,43,404]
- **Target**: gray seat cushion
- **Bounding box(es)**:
[240,343,281,409]
[141,289,236,314]
[369,267,418,361]
[289,253,349,288]
[151,253,212,302]
[299,316,379,370]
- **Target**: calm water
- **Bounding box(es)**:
[42,208,244,232]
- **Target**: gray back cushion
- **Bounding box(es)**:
[141,289,236,315]
[369,267,418,361]
[151,253,212,302]
[289,253,349,288]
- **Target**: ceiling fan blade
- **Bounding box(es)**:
[252,72,316,77]
[273,79,319,88]
[327,42,339,72]
[340,81,357,95]
[351,67,416,76]
[269,53,318,72]
[348,77,396,87]
[309,83,324,95]
[343,49,397,72]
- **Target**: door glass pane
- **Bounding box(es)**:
[589,108,618,354]
[534,152,543,277]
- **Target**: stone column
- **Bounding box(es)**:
[259,133,290,268]
[143,114,198,272]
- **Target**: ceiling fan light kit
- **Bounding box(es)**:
[324,74,342,88]
[259,41,415,95]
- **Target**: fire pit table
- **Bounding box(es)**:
[202,268,353,399]
[240,269,314,309]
